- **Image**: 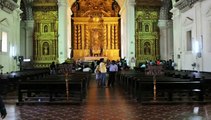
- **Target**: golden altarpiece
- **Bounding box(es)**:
[135,0,161,63]
[71,0,121,61]
[32,0,58,67]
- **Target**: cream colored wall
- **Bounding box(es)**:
[0,8,21,73]
[172,0,211,72]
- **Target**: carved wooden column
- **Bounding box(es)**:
[111,24,115,49]
[74,25,78,49]
[81,24,85,49]
[114,24,118,49]
[103,25,107,50]
[108,24,111,49]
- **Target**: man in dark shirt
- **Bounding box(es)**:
[0,96,6,119]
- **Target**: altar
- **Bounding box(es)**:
[84,56,107,61]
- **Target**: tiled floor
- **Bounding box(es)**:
[2,75,210,120]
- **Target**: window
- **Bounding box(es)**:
[0,31,8,52]
[186,30,192,51]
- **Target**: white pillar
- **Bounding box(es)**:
[171,7,182,70]
[58,0,69,63]
[195,2,203,71]
[120,0,135,65]
[158,20,173,60]
[12,8,22,71]
[24,20,34,60]
[67,1,72,58]
[126,1,136,60]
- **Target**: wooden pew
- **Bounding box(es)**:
[116,70,203,103]
[17,74,89,104]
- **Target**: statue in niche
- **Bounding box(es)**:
[44,25,48,32]
[145,24,149,32]
[43,42,49,55]
[91,30,102,56]
[144,42,151,55]
[112,0,120,16]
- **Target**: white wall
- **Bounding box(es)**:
[172,0,211,72]
[0,8,21,73]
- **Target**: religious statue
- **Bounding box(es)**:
[144,42,151,55]
[43,42,49,55]
[44,25,48,32]
[91,30,103,56]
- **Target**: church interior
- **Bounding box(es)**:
[1,0,211,119]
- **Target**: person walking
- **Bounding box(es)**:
[99,58,107,87]
[107,60,118,87]
[94,61,101,87]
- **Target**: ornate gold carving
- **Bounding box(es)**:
[135,6,160,63]
[33,5,58,67]
[71,0,120,17]
[72,17,120,60]
[71,0,120,60]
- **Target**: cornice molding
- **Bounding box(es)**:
[174,0,202,12]
[0,0,19,14]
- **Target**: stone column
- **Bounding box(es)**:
[58,0,69,63]
[170,7,182,70]
[24,20,34,60]
[11,6,22,71]
[67,6,72,58]
[120,0,135,66]
[195,2,203,71]
[159,0,173,60]
[158,20,173,60]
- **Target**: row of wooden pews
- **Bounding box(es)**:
[116,68,211,104]
[0,68,50,95]
[17,72,91,105]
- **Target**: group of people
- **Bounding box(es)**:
[94,58,118,87]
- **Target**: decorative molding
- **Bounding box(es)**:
[0,0,19,14]
[174,0,201,12]
[183,17,194,26]
[0,18,10,26]
[206,7,211,17]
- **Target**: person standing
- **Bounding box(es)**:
[108,60,118,87]
[130,57,136,69]
[94,61,101,87]
[99,58,107,87]
[0,96,6,119]
[50,61,56,75]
